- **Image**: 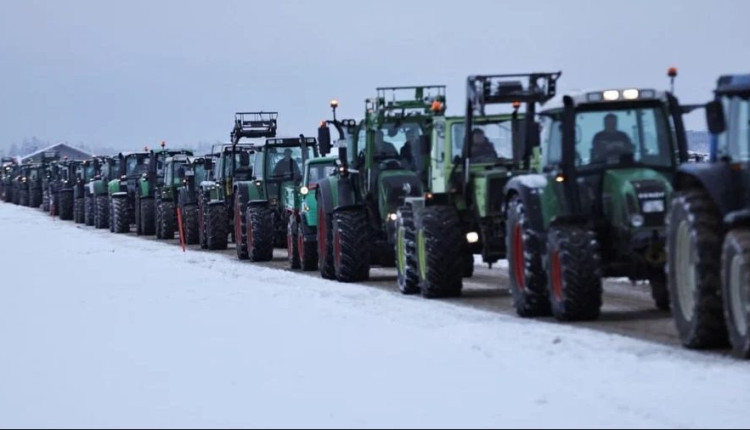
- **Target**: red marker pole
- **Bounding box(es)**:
[176,207,186,252]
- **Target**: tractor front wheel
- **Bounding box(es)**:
[157,200,176,240]
[722,229,750,358]
[74,198,85,224]
[206,203,228,250]
[544,226,602,321]
[111,198,130,234]
[317,202,335,280]
[417,206,463,298]
[95,196,109,230]
[247,205,274,262]
[84,195,95,226]
[332,210,370,282]
[182,205,200,245]
[288,215,300,269]
[234,195,249,260]
[299,219,317,272]
[395,206,419,295]
[140,198,156,236]
[59,192,73,220]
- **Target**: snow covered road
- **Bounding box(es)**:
[1,203,749,429]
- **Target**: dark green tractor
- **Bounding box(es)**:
[505,87,691,321]
[176,155,210,245]
[235,135,320,262]
[73,158,101,225]
[399,73,561,298]
[108,152,150,234]
[13,163,42,207]
[315,86,445,282]
[667,74,750,357]
[135,145,193,239]
[200,112,276,255]
[48,159,79,219]
[88,156,119,229]
[152,153,193,240]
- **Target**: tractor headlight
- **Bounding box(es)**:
[300,186,309,196]
[630,214,645,228]
[641,199,665,214]
[388,213,398,222]
[466,232,480,244]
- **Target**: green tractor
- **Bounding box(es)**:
[398,73,561,298]
[13,163,42,207]
[666,74,750,357]
[199,112,276,254]
[315,86,446,282]
[108,152,150,234]
[88,156,119,229]
[135,144,193,239]
[504,87,691,321]
[176,155,210,245]
[235,135,321,262]
[48,159,79,219]
[152,152,194,240]
[73,158,102,225]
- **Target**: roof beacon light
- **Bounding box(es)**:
[603,90,620,101]
[622,89,639,100]
[330,99,339,108]
[161,141,166,149]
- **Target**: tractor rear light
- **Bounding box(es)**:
[466,232,480,244]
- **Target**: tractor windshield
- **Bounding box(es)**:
[451,120,513,163]
[306,162,337,186]
[83,165,95,180]
[265,146,313,181]
[126,157,149,176]
[575,106,674,169]
[376,122,422,162]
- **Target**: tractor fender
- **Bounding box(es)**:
[725,209,750,228]
[674,162,738,217]
[111,192,127,198]
[504,175,547,233]
[317,175,362,215]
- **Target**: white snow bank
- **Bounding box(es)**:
[0,204,748,429]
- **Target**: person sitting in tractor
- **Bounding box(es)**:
[399,127,420,170]
[375,130,399,159]
[590,114,635,163]
[272,148,302,179]
[471,128,499,163]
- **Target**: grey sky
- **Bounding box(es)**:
[0,0,747,152]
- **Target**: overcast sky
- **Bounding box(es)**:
[0,0,747,152]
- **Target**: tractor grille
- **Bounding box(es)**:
[486,177,506,215]
[633,180,667,228]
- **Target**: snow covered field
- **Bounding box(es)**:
[1,203,749,429]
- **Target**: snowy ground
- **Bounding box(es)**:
[1,204,750,429]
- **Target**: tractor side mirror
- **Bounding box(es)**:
[706,100,726,135]
[419,135,431,158]
[318,125,332,156]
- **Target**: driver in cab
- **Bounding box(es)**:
[590,114,635,163]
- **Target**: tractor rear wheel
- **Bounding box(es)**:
[667,190,728,349]
[59,192,73,220]
[395,206,419,295]
[95,196,109,229]
[139,198,156,236]
[112,198,130,233]
[506,195,551,317]
[247,205,274,262]
[74,198,85,224]
[234,194,249,260]
[544,226,602,321]
[299,219,317,272]
[182,205,200,245]
[317,203,335,280]
[417,206,463,298]
[288,215,300,269]
[84,195,95,226]
[206,203,228,250]
[721,229,750,358]
[158,200,175,240]
[332,210,370,282]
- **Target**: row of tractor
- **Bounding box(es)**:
[3,71,749,358]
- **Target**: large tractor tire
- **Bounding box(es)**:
[84,195,95,226]
[395,206,419,295]
[666,190,728,349]
[198,196,208,249]
[29,190,41,209]
[41,189,49,212]
[157,199,176,240]
[138,198,156,236]
[331,210,370,282]
[721,229,750,358]
[59,192,74,220]
[234,194,249,260]
[247,205,274,262]
[74,198,85,224]
[506,195,551,317]
[544,226,602,321]
[317,202,335,279]
[182,205,200,245]
[298,220,317,272]
[111,198,130,234]
[206,203,228,250]
[417,206,463,298]
[4,187,13,203]
[288,215,300,269]
[19,189,29,207]
[95,196,109,230]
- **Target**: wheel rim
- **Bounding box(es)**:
[729,253,749,337]
[675,220,697,321]
[551,251,563,301]
[396,223,406,275]
[512,223,525,290]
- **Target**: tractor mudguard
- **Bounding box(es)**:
[504,175,547,233]
[333,204,365,214]
[726,208,750,228]
[317,175,361,215]
[139,178,151,198]
[675,162,737,216]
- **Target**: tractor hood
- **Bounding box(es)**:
[601,168,672,229]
